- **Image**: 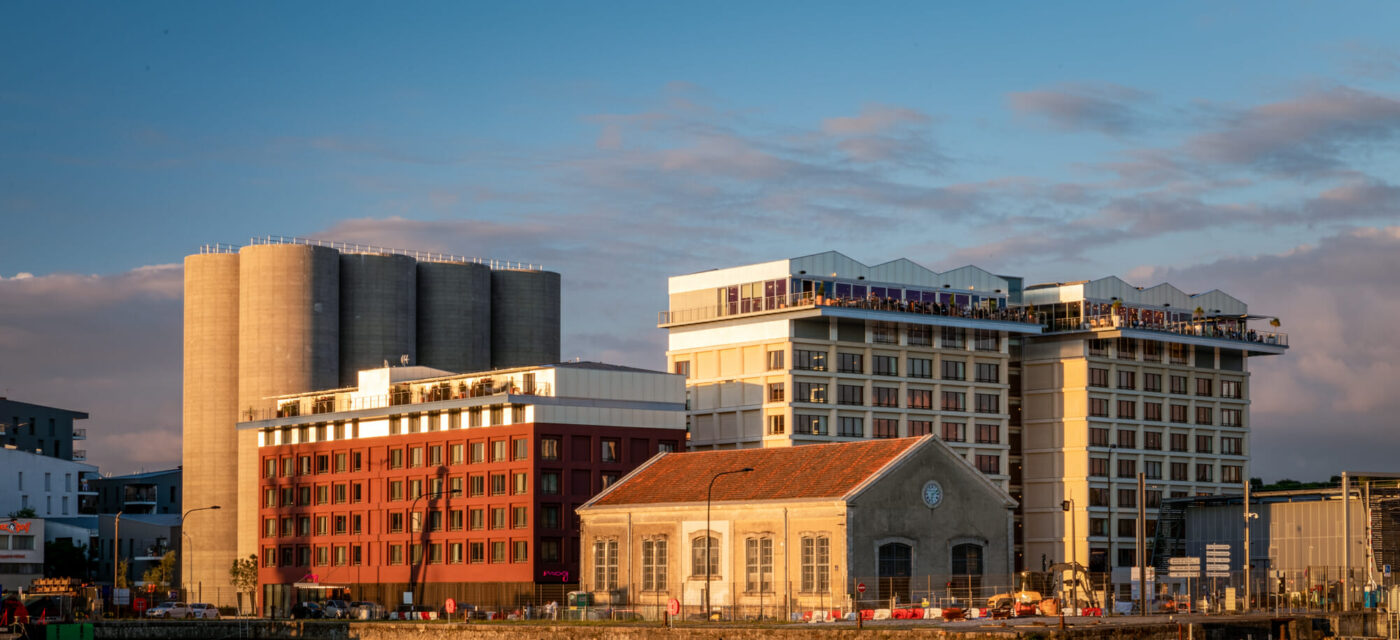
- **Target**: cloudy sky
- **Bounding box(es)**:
[2,2,1398,480]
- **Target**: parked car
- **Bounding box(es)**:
[289,602,324,619]
[349,601,386,620]
[321,600,350,619]
[188,603,220,619]
[144,602,190,618]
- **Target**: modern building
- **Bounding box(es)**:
[88,468,182,516]
[1,447,99,519]
[94,514,183,596]
[183,237,561,605]
[0,519,44,593]
[660,251,1042,495]
[0,397,89,461]
[237,361,685,614]
[578,435,1017,619]
[1019,278,1286,579]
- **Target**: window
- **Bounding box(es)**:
[872,418,898,439]
[1196,406,1213,425]
[941,422,965,442]
[469,509,484,530]
[1196,434,1213,453]
[1170,376,1188,395]
[491,507,507,529]
[673,361,690,378]
[641,538,668,591]
[389,448,404,469]
[794,415,827,435]
[1089,428,1110,446]
[691,535,720,577]
[388,512,404,534]
[974,330,998,351]
[1144,373,1162,393]
[872,322,898,344]
[941,327,965,349]
[872,387,898,408]
[837,384,864,406]
[1118,488,1137,508]
[540,438,560,461]
[450,444,464,465]
[975,362,999,383]
[975,455,1000,474]
[1088,339,1109,357]
[1144,431,1162,450]
[800,536,829,592]
[1145,460,1162,479]
[540,539,561,563]
[767,383,785,402]
[766,415,786,435]
[492,541,507,563]
[1170,433,1188,451]
[1118,519,1136,538]
[795,381,827,403]
[942,360,965,381]
[837,416,863,437]
[449,542,464,564]
[449,509,464,531]
[1221,409,1242,427]
[794,349,827,371]
[539,504,560,530]
[872,355,897,376]
[1089,368,1109,388]
[513,472,528,495]
[907,388,932,409]
[1117,458,1136,478]
[469,475,485,497]
[1144,402,1162,422]
[471,442,485,463]
[1170,343,1190,364]
[264,458,276,478]
[1196,378,1213,397]
[1196,464,1214,482]
[1222,465,1242,483]
[766,350,784,370]
[1117,370,1136,390]
[408,447,423,467]
[942,391,965,412]
[1221,380,1242,399]
[837,352,863,373]
[469,408,483,428]
[492,440,508,462]
[974,393,999,414]
[1143,341,1162,362]
[909,420,933,436]
[1170,404,1188,424]
[976,424,999,444]
[1090,457,1109,477]
[1117,400,1136,420]
[1089,487,1110,507]
[908,358,932,378]
[1089,397,1109,417]
[1117,338,1137,360]
[594,540,620,588]
[388,480,404,501]
[1117,429,1136,449]
[513,506,529,528]
[1171,462,1188,481]
[1089,518,1108,537]
[908,325,932,346]
[388,544,404,565]
[1222,437,1242,455]
[333,483,347,504]
[1146,490,1162,509]
[745,537,774,592]
[514,438,529,461]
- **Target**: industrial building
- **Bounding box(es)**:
[183,237,562,606]
[236,361,685,614]
[578,435,1016,619]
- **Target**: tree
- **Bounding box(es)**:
[115,559,131,589]
[229,554,259,616]
[141,552,177,594]
[44,539,91,579]
[6,507,37,519]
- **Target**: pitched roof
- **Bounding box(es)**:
[586,437,926,508]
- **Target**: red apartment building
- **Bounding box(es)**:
[238,362,686,613]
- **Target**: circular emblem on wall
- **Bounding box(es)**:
[921,480,944,509]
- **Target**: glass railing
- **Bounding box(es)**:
[1046,314,1288,347]
[243,381,554,422]
[660,291,1038,325]
[72,428,87,440]
[72,450,86,461]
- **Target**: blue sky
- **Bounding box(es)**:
[2,2,1399,479]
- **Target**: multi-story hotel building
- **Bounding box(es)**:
[660,252,1043,495]
[236,361,685,614]
[1018,277,1286,578]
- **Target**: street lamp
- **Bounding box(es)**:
[704,467,754,618]
[1061,496,1076,619]
[180,505,221,602]
[409,488,462,606]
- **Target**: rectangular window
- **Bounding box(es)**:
[594,539,619,589]
[941,422,965,442]
[794,349,827,371]
[1144,431,1162,450]
[942,359,965,381]
[941,327,965,349]
[975,362,999,383]
[491,474,507,496]
[872,386,898,408]
[492,507,506,529]
[976,423,999,444]
[1221,409,1242,427]
[469,542,485,563]
[766,382,785,402]
[469,509,484,530]
[974,393,999,414]
[492,541,506,563]
[539,504,560,530]
[745,537,774,592]
[1170,375,1188,395]
[942,391,965,412]
[766,350,784,370]
[1220,380,1242,399]
[908,358,932,378]
[540,438,560,461]
[1088,339,1109,357]
[974,330,998,351]
[540,471,560,495]
[388,449,403,469]
[1196,406,1213,425]
[492,440,508,462]
[1144,402,1162,422]
[1117,399,1136,420]
[513,506,528,528]
[837,416,863,437]
[837,384,863,406]
[1089,487,1110,507]
[1117,370,1136,390]
[449,444,464,465]
[909,420,933,436]
[1118,488,1137,508]
[837,352,863,373]
[908,325,932,346]
[1170,433,1188,452]
[1117,458,1136,478]
[1089,518,1107,537]
[642,539,668,591]
[1117,338,1137,360]
[1196,434,1213,453]
[1089,368,1109,388]
[673,361,690,377]
[1144,373,1162,393]
[1089,397,1109,417]
[1171,462,1188,481]
[469,475,485,497]
[1170,404,1188,423]
[1170,343,1190,365]
[1222,465,1242,483]
[766,415,785,435]
[1090,457,1108,477]
[388,544,404,565]
[800,536,829,592]
[1143,341,1162,362]
[795,382,827,403]
[975,454,1000,474]
[1145,460,1162,480]
[907,388,932,410]
[1196,378,1213,397]
[1222,437,1242,455]
[513,472,528,495]
[1089,428,1110,447]
[600,439,619,463]
[872,322,898,344]
[872,355,897,376]
[872,418,898,439]
[1197,464,1214,482]
[793,414,827,435]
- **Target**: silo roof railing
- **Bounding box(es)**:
[199,236,545,271]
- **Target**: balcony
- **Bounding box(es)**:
[72,428,87,440]
[123,486,158,505]
[242,379,555,422]
[1045,314,1287,348]
[659,291,1040,327]
[72,450,87,461]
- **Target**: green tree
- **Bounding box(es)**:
[6,506,37,519]
[141,552,177,593]
[229,554,259,615]
[115,559,131,589]
[44,539,91,579]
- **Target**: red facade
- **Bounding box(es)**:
[256,421,684,593]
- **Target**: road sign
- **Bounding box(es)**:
[1131,567,1156,580]
[1169,570,1202,578]
[1207,564,1231,571]
[133,597,147,614]
[445,598,457,614]
[1385,565,1392,578]
[667,598,681,616]
[1206,571,1230,578]
[1206,544,1231,551]
[1207,551,1231,557]
[1168,556,1202,565]
[857,582,867,594]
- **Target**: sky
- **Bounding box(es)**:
[2,2,1398,481]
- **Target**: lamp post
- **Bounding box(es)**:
[179,505,221,602]
[705,467,754,618]
[1061,496,1076,618]
[409,488,462,606]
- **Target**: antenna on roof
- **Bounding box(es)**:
[400,354,411,366]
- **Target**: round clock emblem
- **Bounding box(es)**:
[921,480,944,508]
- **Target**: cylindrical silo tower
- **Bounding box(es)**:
[181,250,240,606]
[489,269,561,369]
[338,252,417,386]
[235,243,340,569]
[417,260,492,374]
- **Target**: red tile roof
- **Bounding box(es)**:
[588,437,927,507]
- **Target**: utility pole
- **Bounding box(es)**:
[1342,472,1350,612]
[1244,479,1253,612]
[1137,472,1147,616]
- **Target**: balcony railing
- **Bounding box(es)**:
[72,428,87,440]
[659,291,1038,326]
[72,449,86,461]
[243,381,554,422]
[124,487,157,503]
[1046,314,1288,347]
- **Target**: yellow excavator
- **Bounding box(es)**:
[987,564,1099,617]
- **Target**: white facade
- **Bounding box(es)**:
[0,518,44,592]
[0,447,98,518]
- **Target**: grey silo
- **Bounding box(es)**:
[180,251,240,604]
[416,260,492,374]
[234,243,341,570]
[338,252,418,386]
[489,268,562,368]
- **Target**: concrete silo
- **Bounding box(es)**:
[234,243,341,567]
[338,252,417,386]
[489,269,561,369]
[180,250,240,603]
[416,260,492,374]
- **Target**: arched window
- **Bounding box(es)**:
[877,542,912,602]
[950,542,984,601]
[691,535,719,577]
